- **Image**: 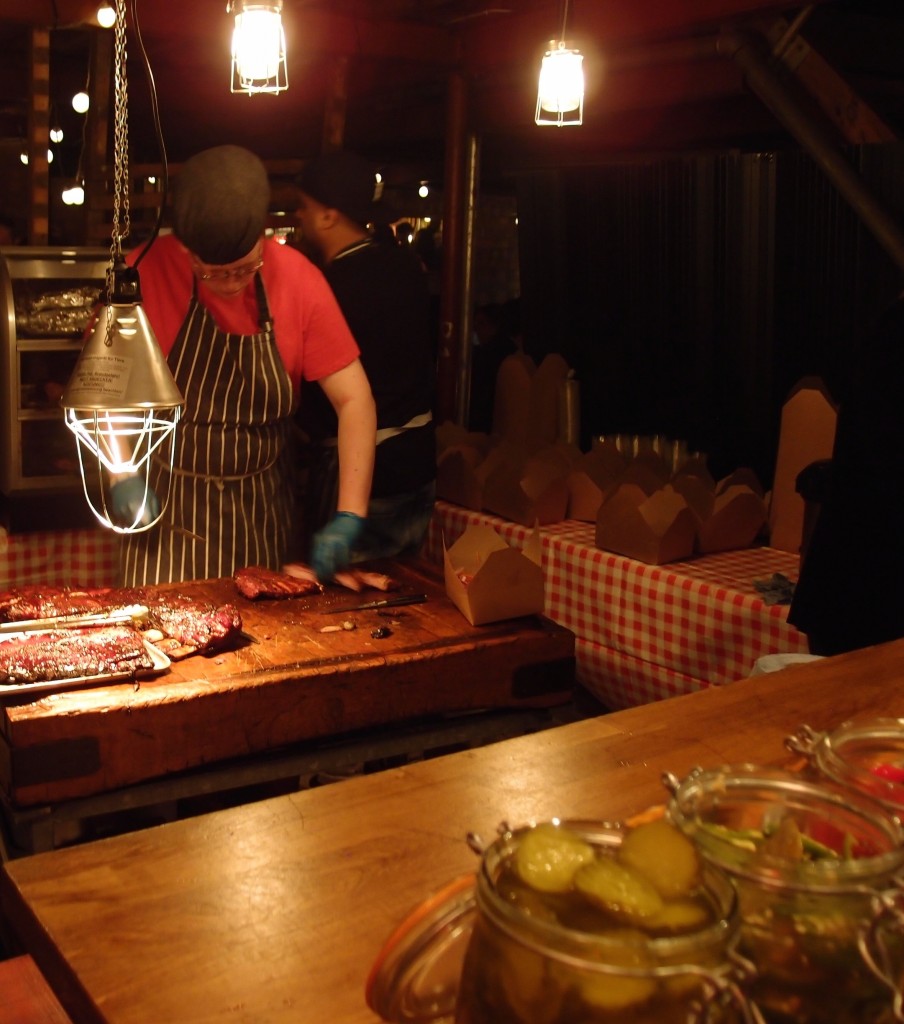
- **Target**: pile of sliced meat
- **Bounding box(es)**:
[234,563,397,600]
[0,625,155,685]
[234,565,322,601]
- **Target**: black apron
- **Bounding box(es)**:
[121,274,294,584]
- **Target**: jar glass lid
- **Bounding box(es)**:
[365,874,476,1024]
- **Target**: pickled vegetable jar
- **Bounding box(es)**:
[367,818,756,1024]
[667,765,904,1024]
[788,717,904,815]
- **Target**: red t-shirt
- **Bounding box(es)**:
[126,234,359,391]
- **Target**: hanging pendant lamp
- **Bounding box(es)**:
[535,0,584,126]
[61,0,183,534]
[229,1,288,95]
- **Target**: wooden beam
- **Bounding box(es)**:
[460,0,834,72]
[27,27,50,245]
[768,17,897,144]
[322,55,349,152]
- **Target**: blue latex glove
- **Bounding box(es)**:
[310,511,365,582]
[110,475,161,527]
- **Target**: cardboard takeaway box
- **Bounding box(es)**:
[595,483,698,565]
[595,462,768,564]
[443,524,544,625]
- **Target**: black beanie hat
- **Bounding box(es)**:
[296,150,383,227]
[173,145,270,264]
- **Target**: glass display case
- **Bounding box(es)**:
[0,247,108,494]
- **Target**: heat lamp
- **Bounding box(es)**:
[61,0,183,534]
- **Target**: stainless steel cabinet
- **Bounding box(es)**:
[0,247,108,494]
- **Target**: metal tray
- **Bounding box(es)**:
[0,638,170,701]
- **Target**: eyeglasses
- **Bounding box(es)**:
[193,248,264,282]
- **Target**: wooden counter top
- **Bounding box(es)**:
[2,638,903,1024]
[0,560,574,807]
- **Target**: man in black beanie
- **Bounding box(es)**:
[117,144,376,586]
[295,149,436,563]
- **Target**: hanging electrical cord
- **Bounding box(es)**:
[129,0,168,268]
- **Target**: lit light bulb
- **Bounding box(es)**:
[19,152,28,166]
[47,149,53,164]
[72,91,90,114]
[536,42,584,125]
[96,3,116,28]
[418,183,429,198]
[62,184,85,206]
[50,126,64,143]
[233,7,284,82]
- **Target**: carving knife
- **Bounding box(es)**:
[324,593,427,614]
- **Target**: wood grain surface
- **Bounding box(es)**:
[2,638,903,1024]
[0,560,575,806]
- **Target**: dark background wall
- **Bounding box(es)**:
[515,141,904,488]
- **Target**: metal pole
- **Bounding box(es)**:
[436,71,468,424]
[719,29,904,274]
[455,132,480,427]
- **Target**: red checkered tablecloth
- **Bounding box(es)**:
[0,528,121,588]
[425,500,809,709]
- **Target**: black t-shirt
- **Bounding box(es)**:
[788,294,904,654]
[299,239,436,497]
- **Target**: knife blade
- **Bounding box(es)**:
[324,593,427,614]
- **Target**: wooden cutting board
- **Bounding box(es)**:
[0,559,575,808]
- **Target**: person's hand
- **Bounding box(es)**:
[110,475,161,527]
[310,511,365,582]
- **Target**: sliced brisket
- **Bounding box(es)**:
[234,565,323,600]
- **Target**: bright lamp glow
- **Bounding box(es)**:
[96,3,116,28]
[230,1,288,95]
[62,183,85,205]
[50,125,64,143]
[536,42,584,126]
[72,91,90,113]
[62,281,183,533]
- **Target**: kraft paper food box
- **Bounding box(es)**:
[436,444,486,510]
[567,443,629,521]
[481,450,570,526]
[671,472,767,554]
[595,483,697,564]
[443,525,544,625]
[769,378,837,554]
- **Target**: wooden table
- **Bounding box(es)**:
[2,638,903,1024]
[426,499,809,708]
[0,559,574,852]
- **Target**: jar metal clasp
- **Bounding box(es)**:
[784,722,824,759]
[683,947,766,1024]
[859,885,904,1022]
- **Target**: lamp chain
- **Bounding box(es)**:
[109,0,131,294]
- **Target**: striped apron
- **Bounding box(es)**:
[121,274,294,584]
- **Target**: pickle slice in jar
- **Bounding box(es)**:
[618,818,701,899]
[514,822,596,894]
[645,897,710,934]
[574,857,664,924]
[564,929,657,1012]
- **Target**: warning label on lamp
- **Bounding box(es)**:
[65,354,134,404]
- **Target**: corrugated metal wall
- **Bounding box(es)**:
[517,141,904,485]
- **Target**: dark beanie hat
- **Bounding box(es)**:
[172,145,270,264]
[296,150,383,227]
